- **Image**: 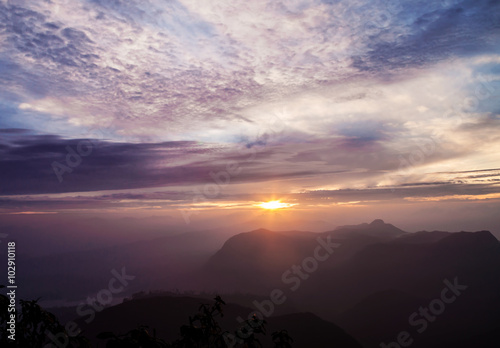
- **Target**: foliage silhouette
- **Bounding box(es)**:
[97,326,169,347]
[0,285,90,347]
[98,295,290,348]
[271,330,293,348]
[0,288,291,347]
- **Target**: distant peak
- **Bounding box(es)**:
[251,228,272,233]
[370,219,385,225]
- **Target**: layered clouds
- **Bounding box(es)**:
[0,0,500,227]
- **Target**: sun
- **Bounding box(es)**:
[258,200,293,210]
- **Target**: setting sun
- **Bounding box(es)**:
[258,200,294,209]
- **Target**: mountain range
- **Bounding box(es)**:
[23,219,500,347]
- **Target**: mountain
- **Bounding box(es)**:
[339,290,428,346]
[199,220,408,294]
[332,219,406,239]
[267,312,362,348]
[437,326,500,348]
[24,218,500,347]
[75,295,362,348]
[390,230,451,244]
[199,221,500,347]
[297,230,500,347]
[200,228,321,293]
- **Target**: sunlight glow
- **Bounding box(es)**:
[258,200,294,209]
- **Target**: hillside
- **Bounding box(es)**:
[75,295,362,348]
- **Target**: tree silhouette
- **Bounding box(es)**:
[0,285,90,347]
[0,288,292,347]
[98,295,290,348]
[271,330,293,348]
[97,326,169,347]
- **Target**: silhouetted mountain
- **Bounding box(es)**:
[339,290,428,347]
[391,230,451,244]
[199,221,500,347]
[201,228,320,293]
[19,218,500,347]
[332,219,406,239]
[199,220,408,293]
[267,312,362,348]
[298,230,500,347]
[437,326,500,348]
[75,295,362,348]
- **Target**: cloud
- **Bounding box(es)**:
[1,0,496,142]
[353,0,500,73]
[0,0,499,214]
[0,131,222,194]
[0,128,31,134]
[0,130,350,195]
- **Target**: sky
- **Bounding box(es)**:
[0,0,500,235]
